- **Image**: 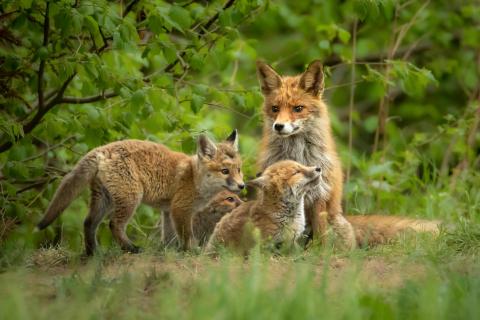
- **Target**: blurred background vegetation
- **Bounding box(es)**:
[1,0,479,253]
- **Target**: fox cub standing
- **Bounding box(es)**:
[206,160,324,254]
[192,190,243,246]
[37,131,244,255]
[256,60,356,249]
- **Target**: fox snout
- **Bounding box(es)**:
[272,121,300,136]
[304,166,322,179]
[226,176,245,192]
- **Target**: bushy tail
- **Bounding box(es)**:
[37,153,99,230]
[346,215,441,247]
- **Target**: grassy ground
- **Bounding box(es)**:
[1,165,479,319]
[1,225,480,320]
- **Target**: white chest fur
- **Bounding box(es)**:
[272,197,306,244]
[263,131,333,207]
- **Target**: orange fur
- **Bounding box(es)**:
[347,215,441,247]
[37,131,244,255]
[192,190,243,246]
[206,160,323,254]
[256,60,355,249]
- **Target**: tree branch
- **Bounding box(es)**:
[60,91,117,104]
[37,1,50,110]
[0,74,75,153]
[164,0,236,73]
[123,0,139,18]
[201,0,236,34]
[0,0,239,154]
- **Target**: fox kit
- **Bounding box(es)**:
[192,190,243,246]
[256,60,355,249]
[206,160,324,254]
[347,215,441,247]
[37,131,244,255]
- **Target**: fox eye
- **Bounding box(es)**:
[226,197,235,202]
[271,105,279,113]
[293,105,304,113]
[237,168,241,173]
[221,168,230,175]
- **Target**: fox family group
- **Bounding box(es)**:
[37,60,440,256]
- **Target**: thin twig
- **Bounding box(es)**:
[206,103,251,119]
[346,19,357,187]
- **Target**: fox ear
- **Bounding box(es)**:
[225,129,239,151]
[299,60,324,97]
[256,60,282,95]
[247,176,267,189]
[197,134,217,159]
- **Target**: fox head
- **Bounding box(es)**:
[248,160,321,203]
[256,60,326,137]
[197,129,245,194]
[207,190,243,214]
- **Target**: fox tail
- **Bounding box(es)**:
[37,152,99,230]
[346,215,441,247]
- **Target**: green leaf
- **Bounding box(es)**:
[338,28,351,44]
[181,135,196,153]
[148,14,164,34]
[157,7,184,33]
[169,6,192,31]
[131,90,146,110]
[190,94,205,114]
[38,47,48,60]
[84,16,102,47]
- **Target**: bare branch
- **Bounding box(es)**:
[37,1,50,110]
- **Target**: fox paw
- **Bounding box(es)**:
[124,245,143,254]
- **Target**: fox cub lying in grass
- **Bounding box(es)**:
[37,131,244,255]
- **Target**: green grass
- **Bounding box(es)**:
[1,227,479,320]
[1,161,479,319]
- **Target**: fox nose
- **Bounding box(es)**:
[238,183,245,190]
[315,167,321,173]
[274,123,284,132]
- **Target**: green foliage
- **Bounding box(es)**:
[1,1,479,318]
[0,0,479,287]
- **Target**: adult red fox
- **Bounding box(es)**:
[256,60,356,249]
[256,60,440,248]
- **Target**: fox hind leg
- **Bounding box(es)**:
[84,180,112,256]
[109,194,142,253]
